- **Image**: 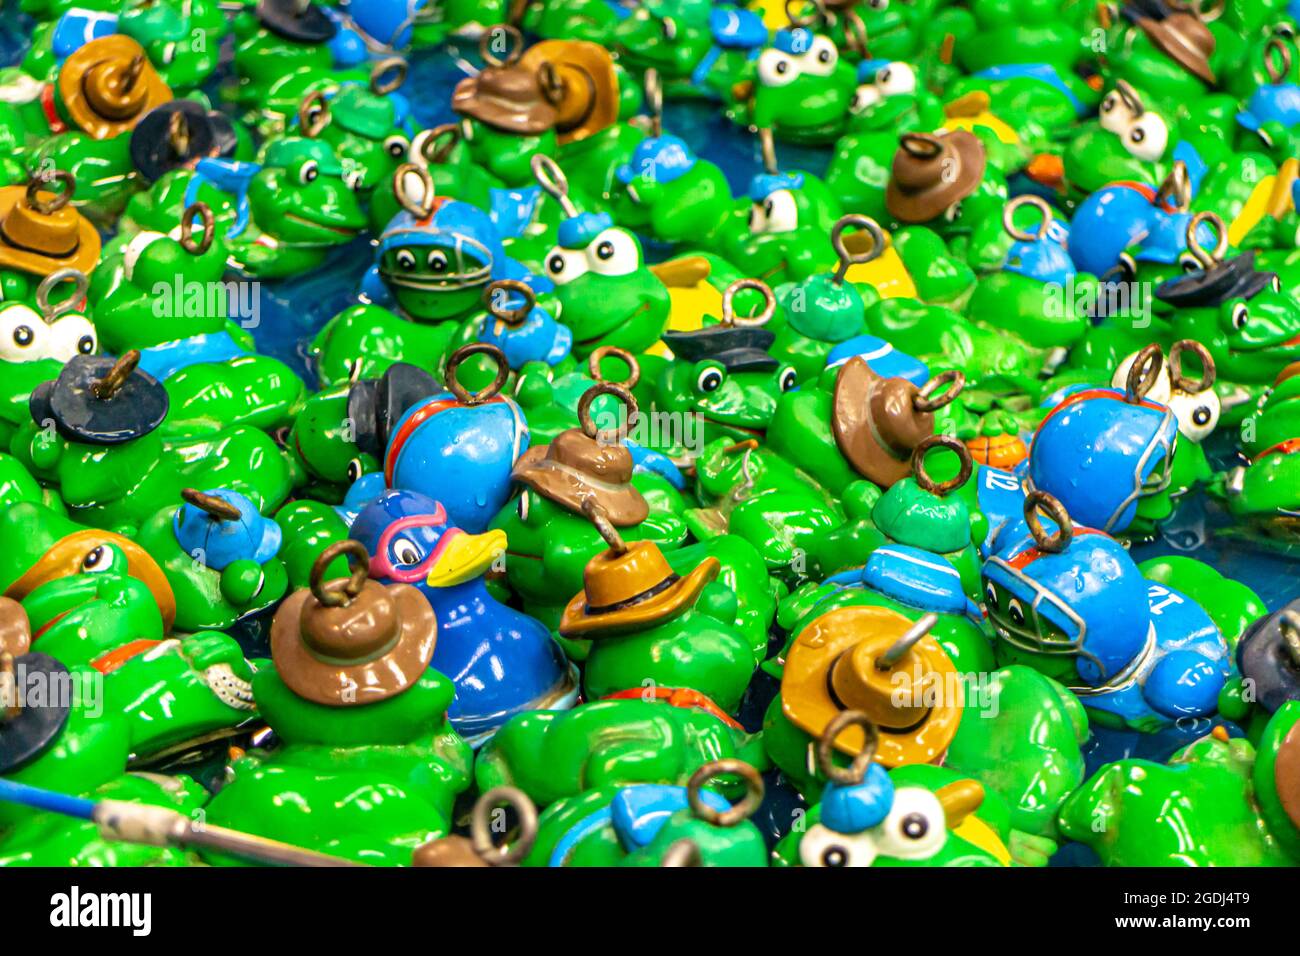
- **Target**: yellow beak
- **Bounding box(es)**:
[425,529,507,588]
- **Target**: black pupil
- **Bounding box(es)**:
[1194,407,1211,425]
[1132,129,1144,142]
[14,326,32,346]
[776,61,788,74]
[819,50,830,62]
[79,336,93,353]
[1009,604,1024,625]
[390,142,405,156]
[429,254,447,272]
[85,547,103,568]
[399,253,415,269]
[703,373,720,391]
[548,255,565,274]
[764,200,774,216]
[305,167,317,180]
[596,241,615,260]
[902,813,928,839]
[821,847,848,867]
[880,70,891,83]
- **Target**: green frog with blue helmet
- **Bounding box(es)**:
[982,490,1231,733]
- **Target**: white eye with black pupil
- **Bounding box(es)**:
[427,250,448,272]
[1007,598,1025,626]
[779,368,797,391]
[82,545,111,572]
[697,367,724,392]
[393,538,420,566]
[1232,303,1249,330]
[518,490,530,521]
[385,135,409,158]
[299,161,319,184]
[396,250,416,270]
[984,582,997,607]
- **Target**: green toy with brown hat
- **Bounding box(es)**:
[561,500,757,715]
[200,542,474,866]
[0,171,101,284]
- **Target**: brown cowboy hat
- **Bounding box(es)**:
[1136,13,1216,86]
[559,540,719,637]
[832,357,961,488]
[5,530,177,633]
[0,177,101,277]
[58,35,172,140]
[512,429,649,527]
[781,605,962,768]
[518,40,618,145]
[271,546,436,706]
[885,130,986,224]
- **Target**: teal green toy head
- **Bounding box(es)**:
[542,211,671,355]
[251,137,367,246]
[752,28,856,142]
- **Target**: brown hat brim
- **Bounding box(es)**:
[519,40,618,145]
[886,130,986,223]
[832,356,918,487]
[59,35,173,140]
[451,76,558,135]
[270,584,436,707]
[1137,16,1216,86]
[6,530,176,632]
[0,187,101,277]
[512,445,650,527]
[780,606,961,767]
[559,556,719,636]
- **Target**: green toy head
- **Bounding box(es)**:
[250,137,367,247]
[298,68,415,197]
[722,171,842,286]
[751,28,856,143]
[540,211,671,355]
[117,0,226,93]
[1063,81,1176,196]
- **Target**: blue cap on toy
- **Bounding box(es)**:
[558,211,614,249]
[173,488,281,571]
[616,135,696,185]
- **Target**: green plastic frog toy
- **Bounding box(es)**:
[201,542,473,866]
[475,697,768,809]
[123,136,367,279]
[718,170,842,286]
[739,26,856,144]
[1058,704,1300,866]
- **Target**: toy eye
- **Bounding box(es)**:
[1272,275,1282,292]
[427,250,449,273]
[1167,388,1220,441]
[344,167,365,191]
[850,83,879,113]
[545,246,589,284]
[758,49,798,87]
[1007,598,1025,627]
[876,62,916,96]
[1099,92,1130,134]
[396,249,417,270]
[1124,115,1168,163]
[867,0,887,9]
[1116,252,1137,279]
[760,190,799,234]
[586,229,639,276]
[298,161,319,185]
[984,581,998,608]
[346,458,364,483]
[779,367,798,391]
[748,202,767,233]
[662,15,678,40]
[392,537,421,566]
[1193,407,1211,425]
[81,544,115,573]
[161,42,177,65]
[384,135,409,159]
[1179,253,1201,273]
[518,490,530,521]
[460,118,475,142]
[801,36,838,76]
[1231,303,1249,330]
[0,305,47,362]
[696,366,725,393]
[942,201,962,223]
[47,315,97,362]
[798,823,877,868]
[874,788,946,861]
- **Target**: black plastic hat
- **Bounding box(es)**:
[29,350,168,445]
[1237,599,1300,714]
[0,652,72,774]
[348,362,439,457]
[256,0,336,43]
[1155,251,1279,308]
[663,325,778,372]
[130,100,238,183]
